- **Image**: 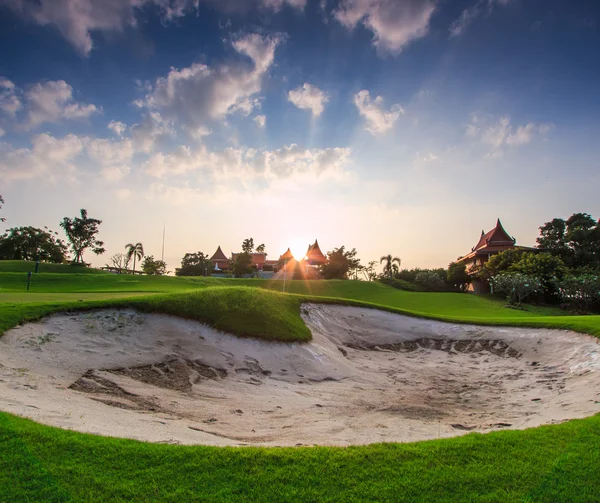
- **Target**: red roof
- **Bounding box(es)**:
[472,219,515,251]
[210,246,228,262]
[231,252,266,266]
[305,239,327,264]
[279,248,294,261]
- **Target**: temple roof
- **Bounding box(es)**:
[305,239,327,263]
[472,219,516,252]
[210,246,228,262]
[231,252,266,266]
[279,248,294,261]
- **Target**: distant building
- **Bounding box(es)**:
[210,246,229,271]
[457,219,538,293]
[304,239,327,266]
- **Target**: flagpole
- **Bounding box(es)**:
[161,221,166,262]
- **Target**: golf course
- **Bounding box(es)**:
[1,261,599,502]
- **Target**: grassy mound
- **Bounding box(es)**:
[0,260,108,274]
[0,287,310,343]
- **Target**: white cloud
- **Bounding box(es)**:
[108,120,127,137]
[334,0,437,54]
[0,77,22,117]
[450,0,513,38]
[353,89,403,134]
[0,133,83,182]
[254,114,266,128]
[116,188,132,200]
[0,128,4,137]
[131,112,174,153]
[287,83,329,117]
[466,115,554,153]
[0,0,203,55]
[143,143,351,183]
[260,0,306,10]
[25,80,99,129]
[85,137,133,167]
[141,33,280,130]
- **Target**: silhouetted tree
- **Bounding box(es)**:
[60,209,105,264]
[0,226,68,262]
[125,242,144,274]
[380,254,401,280]
[176,251,213,276]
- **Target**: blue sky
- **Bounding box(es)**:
[1,0,599,270]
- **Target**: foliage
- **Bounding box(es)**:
[556,273,600,312]
[60,209,105,264]
[396,268,447,284]
[141,255,167,276]
[447,262,470,291]
[125,242,144,274]
[232,252,253,278]
[105,253,131,272]
[364,260,378,281]
[491,272,543,307]
[415,270,446,290]
[0,194,5,222]
[537,212,600,269]
[478,249,528,281]
[0,226,68,263]
[256,243,265,253]
[175,251,213,276]
[510,252,567,299]
[380,254,401,280]
[242,238,254,254]
[321,246,361,280]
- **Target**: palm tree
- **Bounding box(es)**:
[125,242,144,275]
[380,254,401,280]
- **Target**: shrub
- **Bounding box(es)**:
[556,273,600,312]
[491,272,543,307]
[415,271,446,290]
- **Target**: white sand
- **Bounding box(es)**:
[0,304,599,446]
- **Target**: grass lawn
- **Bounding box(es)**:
[1,262,600,501]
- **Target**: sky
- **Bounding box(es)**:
[1,0,599,272]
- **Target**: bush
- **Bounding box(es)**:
[415,271,446,290]
[556,274,600,312]
[491,272,543,307]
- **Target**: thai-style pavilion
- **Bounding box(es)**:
[457,219,537,292]
[304,240,327,266]
[279,248,295,262]
[209,246,229,271]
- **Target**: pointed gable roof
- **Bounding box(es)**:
[210,246,228,262]
[279,248,294,261]
[305,239,327,264]
[473,219,516,251]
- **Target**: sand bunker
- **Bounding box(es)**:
[1,304,599,446]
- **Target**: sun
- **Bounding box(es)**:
[288,238,310,262]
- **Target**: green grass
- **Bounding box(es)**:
[2,261,600,501]
[1,411,599,502]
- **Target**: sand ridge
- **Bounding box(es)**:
[0,304,599,446]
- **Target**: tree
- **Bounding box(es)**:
[537,213,600,269]
[241,238,254,254]
[363,260,378,281]
[0,226,68,263]
[105,253,131,273]
[175,252,213,276]
[141,255,167,275]
[491,272,543,308]
[125,242,144,274]
[60,209,105,264]
[447,261,470,291]
[380,254,401,280]
[510,252,566,299]
[256,243,265,253]
[0,195,5,223]
[478,248,528,281]
[556,273,600,312]
[415,270,445,290]
[321,246,361,280]
[232,252,253,278]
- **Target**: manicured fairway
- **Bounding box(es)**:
[1,263,600,502]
